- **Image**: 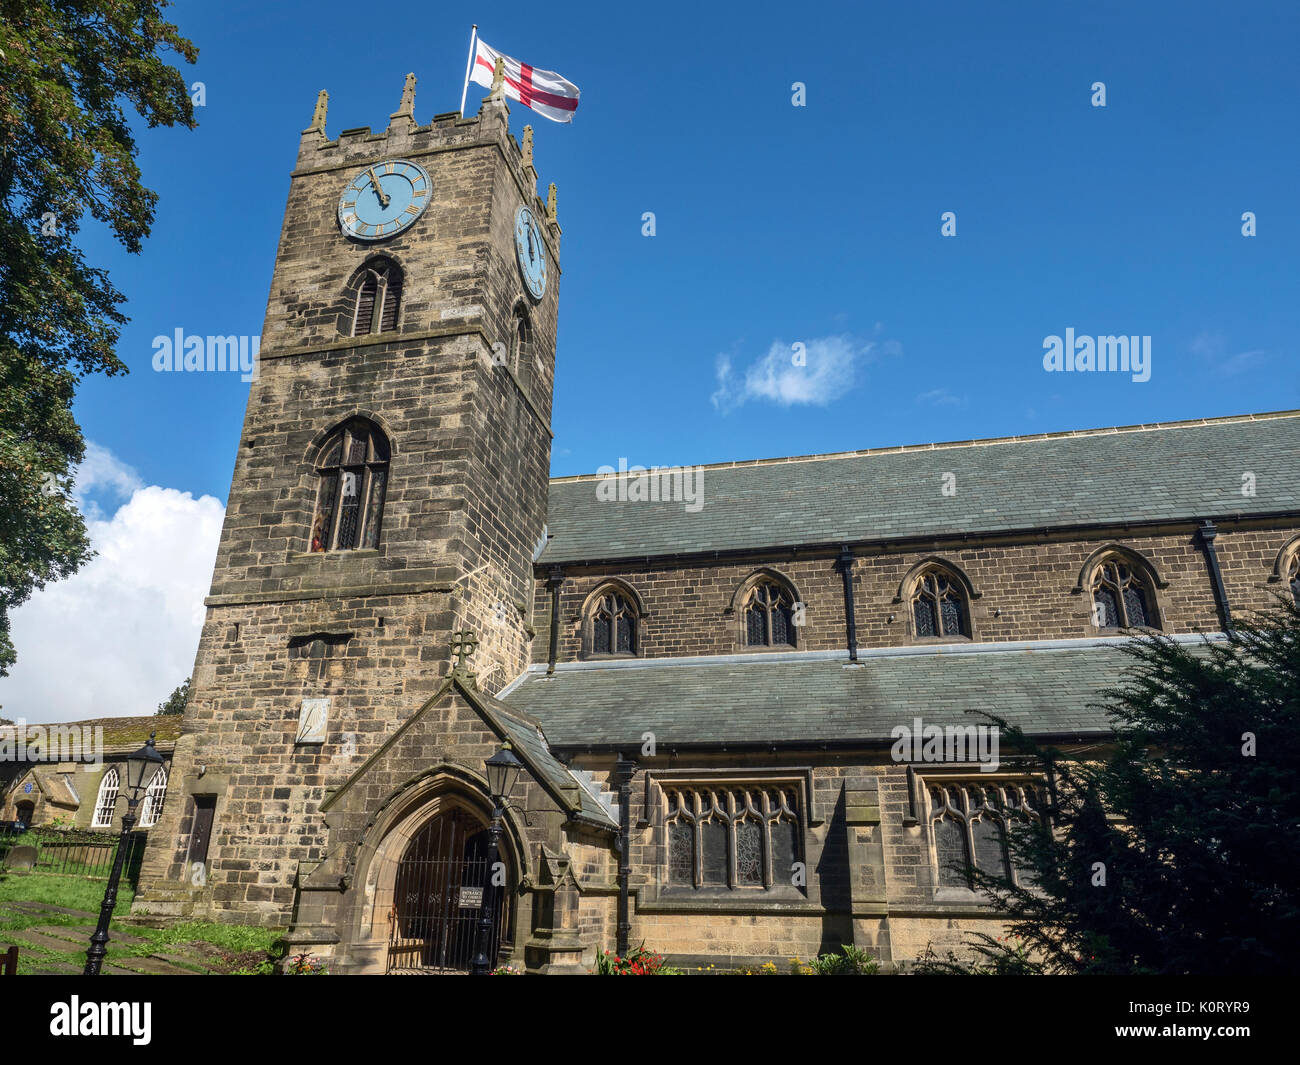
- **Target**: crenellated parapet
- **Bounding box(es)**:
[294,73,559,239]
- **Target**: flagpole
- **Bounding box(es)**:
[459,24,478,117]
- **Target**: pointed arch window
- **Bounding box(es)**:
[510,305,532,389]
[92,767,120,828]
[911,567,969,639]
[744,579,797,648]
[1091,556,1158,629]
[311,419,390,552]
[1287,551,1300,606]
[139,768,169,828]
[585,587,639,656]
[929,780,1041,890]
[350,258,403,337]
[664,786,801,892]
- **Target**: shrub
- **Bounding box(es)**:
[808,944,879,975]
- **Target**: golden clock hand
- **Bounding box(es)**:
[367,168,391,208]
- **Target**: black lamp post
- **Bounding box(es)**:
[469,741,523,975]
[84,731,164,976]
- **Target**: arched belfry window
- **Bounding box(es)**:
[584,585,639,657]
[743,577,797,648]
[311,419,390,552]
[350,258,403,337]
[511,305,532,388]
[910,566,970,640]
[1090,554,1159,630]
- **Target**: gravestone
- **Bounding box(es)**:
[2,846,37,870]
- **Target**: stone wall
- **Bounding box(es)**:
[534,521,1300,665]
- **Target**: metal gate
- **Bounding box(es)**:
[386,808,508,973]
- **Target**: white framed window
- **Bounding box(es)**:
[139,767,168,828]
[92,767,120,828]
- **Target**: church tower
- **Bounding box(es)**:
[133,72,563,925]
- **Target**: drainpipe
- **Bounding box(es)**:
[545,567,564,675]
[837,545,859,662]
[1197,520,1233,633]
[614,756,637,955]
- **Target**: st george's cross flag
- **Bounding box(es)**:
[469,37,580,123]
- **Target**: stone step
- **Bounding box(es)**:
[7,928,87,953]
[110,955,201,976]
[32,923,150,947]
[2,900,96,917]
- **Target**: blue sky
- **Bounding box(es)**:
[74,0,1299,499]
[4,0,1298,721]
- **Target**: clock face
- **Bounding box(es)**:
[338,159,430,241]
[514,205,548,299]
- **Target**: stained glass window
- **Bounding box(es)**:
[588,590,637,656]
[914,597,936,637]
[736,820,763,885]
[1091,558,1159,630]
[1290,554,1300,605]
[311,420,390,553]
[934,816,969,888]
[668,822,694,886]
[911,569,968,639]
[662,785,800,892]
[744,579,797,648]
[351,258,402,336]
[929,780,1043,890]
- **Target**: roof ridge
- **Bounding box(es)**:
[548,408,1300,484]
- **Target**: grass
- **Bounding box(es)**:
[0,871,286,975]
[0,869,135,913]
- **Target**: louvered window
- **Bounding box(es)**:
[311,420,390,552]
[351,259,402,336]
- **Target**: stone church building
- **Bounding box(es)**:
[132,71,1300,973]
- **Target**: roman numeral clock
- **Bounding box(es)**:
[337,159,430,240]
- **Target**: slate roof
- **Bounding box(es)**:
[471,687,619,829]
[541,411,1300,563]
[498,640,1202,748]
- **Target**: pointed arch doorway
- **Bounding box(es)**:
[385,804,511,973]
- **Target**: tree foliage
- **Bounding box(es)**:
[157,676,189,715]
[924,601,1300,975]
[0,0,197,674]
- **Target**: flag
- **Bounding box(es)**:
[469,37,580,124]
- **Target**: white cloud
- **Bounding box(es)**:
[916,388,965,407]
[711,335,881,413]
[73,441,145,521]
[0,446,224,724]
[1189,331,1268,377]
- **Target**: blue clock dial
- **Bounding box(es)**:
[338,159,430,241]
[515,205,548,299]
